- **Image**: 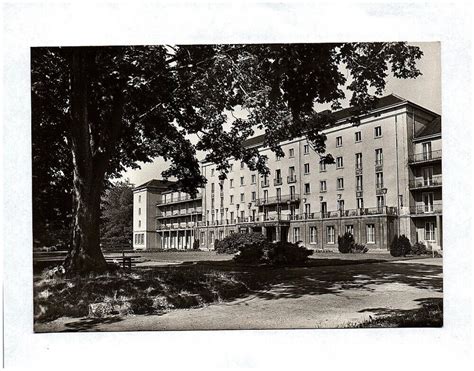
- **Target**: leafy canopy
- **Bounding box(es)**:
[32,43,423,198]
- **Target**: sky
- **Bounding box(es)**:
[120,42,441,187]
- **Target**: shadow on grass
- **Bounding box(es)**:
[34,258,442,329]
[355,297,443,327]
[62,316,125,332]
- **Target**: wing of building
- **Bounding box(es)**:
[133,94,442,252]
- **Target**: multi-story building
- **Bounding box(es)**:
[197,94,442,251]
[133,94,442,252]
[156,189,203,249]
[132,179,172,250]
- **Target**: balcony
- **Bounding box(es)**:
[408,150,442,165]
[157,221,197,230]
[409,175,442,190]
[157,193,202,206]
[261,180,270,188]
[273,177,283,186]
[410,202,442,216]
[322,207,397,218]
[287,175,297,184]
[156,207,203,219]
[355,167,363,175]
[256,193,300,206]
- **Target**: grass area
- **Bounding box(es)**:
[34,265,270,323]
[353,298,443,327]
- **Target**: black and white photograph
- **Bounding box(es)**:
[31,41,443,332]
[2,1,472,370]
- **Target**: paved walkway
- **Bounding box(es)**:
[36,258,442,332]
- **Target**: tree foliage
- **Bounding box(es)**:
[100,180,133,250]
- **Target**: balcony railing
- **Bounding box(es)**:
[274,177,283,186]
[375,160,383,171]
[409,175,442,189]
[157,221,197,230]
[408,150,442,164]
[287,175,297,184]
[261,180,270,188]
[256,193,300,206]
[157,193,203,206]
[410,202,442,215]
[355,167,363,175]
[157,207,203,219]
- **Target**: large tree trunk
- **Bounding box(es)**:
[63,47,122,274]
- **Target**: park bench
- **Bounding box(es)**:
[33,250,142,270]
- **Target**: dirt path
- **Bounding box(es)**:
[36,258,442,332]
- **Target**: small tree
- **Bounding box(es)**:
[338,232,355,253]
[390,235,411,257]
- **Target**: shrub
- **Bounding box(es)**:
[214,239,220,250]
[265,241,314,265]
[193,239,200,250]
[411,241,428,255]
[216,232,267,254]
[390,235,411,257]
[353,243,368,254]
[338,232,354,254]
[233,243,265,263]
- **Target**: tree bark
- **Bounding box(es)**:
[63,47,109,274]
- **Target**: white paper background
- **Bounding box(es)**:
[1,0,472,369]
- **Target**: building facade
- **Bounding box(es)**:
[133,94,442,252]
[197,94,442,251]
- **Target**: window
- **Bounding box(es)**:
[377,195,385,209]
[337,199,345,212]
[276,188,281,201]
[240,161,245,169]
[276,153,281,161]
[210,231,214,244]
[346,225,354,236]
[220,196,224,208]
[320,180,327,192]
[138,195,141,203]
[211,168,215,176]
[337,177,344,190]
[355,153,362,169]
[230,211,234,222]
[240,193,245,202]
[240,210,245,220]
[304,144,310,154]
[263,190,269,201]
[305,203,311,216]
[374,126,382,138]
[211,198,215,208]
[336,156,344,168]
[229,163,234,172]
[355,131,362,142]
[366,224,375,243]
[229,179,234,188]
[251,191,256,201]
[357,197,364,209]
[326,226,335,244]
[336,136,342,147]
[310,227,317,244]
[138,220,141,228]
[289,186,296,198]
[251,174,256,184]
[422,142,432,160]
[321,202,327,216]
[289,148,295,158]
[138,207,141,215]
[304,183,311,194]
[356,175,363,191]
[219,230,224,240]
[293,227,300,243]
[200,232,205,244]
[423,192,434,212]
[211,183,215,192]
[375,148,383,166]
[304,163,310,174]
[288,166,296,182]
[230,195,234,204]
[425,222,435,241]
[319,161,327,172]
[240,176,244,186]
[376,172,384,188]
